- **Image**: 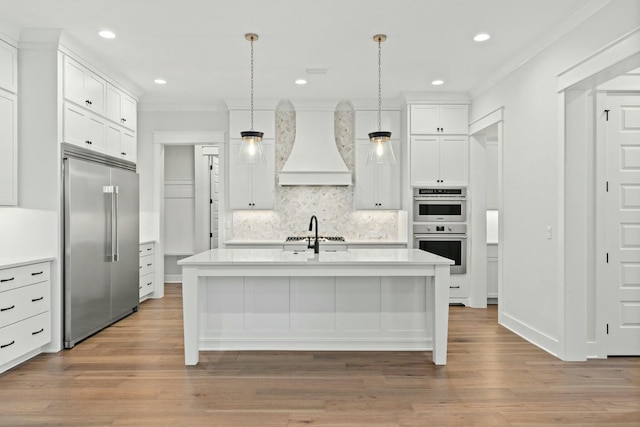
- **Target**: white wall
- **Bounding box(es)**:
[470,0,640,357]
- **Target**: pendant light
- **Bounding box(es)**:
[367,34,395,165]
[238,33,265,164]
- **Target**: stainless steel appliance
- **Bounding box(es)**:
[413,223,467,274]
[62,144,139,348]
[413,187,467,222]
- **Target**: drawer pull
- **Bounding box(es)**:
[147,263,152,267]
[450,285,460,289]
[0,277,15,283]
[31,296,44,302]
[147,248,152,251]
[31,271,44,276]
[1,340,15,349]
[1,305,15,312]
[31,328,44,336]
[147,282,152,286]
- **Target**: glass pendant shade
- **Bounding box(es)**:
[238,131,265,164]
[238,33,265,165]
[367,131,396,164]
[368,34,395,165]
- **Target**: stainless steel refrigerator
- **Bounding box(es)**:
[63,144,139,348]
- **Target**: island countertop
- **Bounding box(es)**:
[178,248,453,267]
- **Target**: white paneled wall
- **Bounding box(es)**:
[164,145,195,255]
[199,276,432,350]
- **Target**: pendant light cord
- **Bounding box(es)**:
[250,36,255,131]
[377,38,382,132]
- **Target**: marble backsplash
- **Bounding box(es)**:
[232,101,401,241]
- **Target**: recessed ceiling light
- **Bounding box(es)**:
[154,79,167,85]
[295,79,307,85]
[474,33,490,42]
[432,80,444,86]
[98,30,116,39]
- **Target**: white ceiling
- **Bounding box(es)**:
[0,0,606,107]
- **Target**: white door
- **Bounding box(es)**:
[209,156,219,249]
[606,93,640,355]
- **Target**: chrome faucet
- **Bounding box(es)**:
[308,215,319,254]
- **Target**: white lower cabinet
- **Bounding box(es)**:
[139,243,155,301]
[0,260,51,374]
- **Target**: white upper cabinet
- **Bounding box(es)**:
[228,139,275,210]
[0,39,17,206]
[62,102,107,154]
[63,55,137,162]
[411,135,468,186]
[106,123,136,163]
[355,110,401,140]
[229,110,275,140]
[355,139,401,210]
[63,56,106,115]
[106,83,137,131]
[0,40,17,94]
[410,104,468,135]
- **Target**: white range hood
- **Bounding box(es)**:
[278,110,352,186]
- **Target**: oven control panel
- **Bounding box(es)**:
[413,223,467,234]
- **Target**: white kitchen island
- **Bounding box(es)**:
[178,248,453,365]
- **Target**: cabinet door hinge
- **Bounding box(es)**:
[604,109,610,121]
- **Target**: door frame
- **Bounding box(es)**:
[469,108,504,311]
[559,28,640,359]
[152,131,226,288]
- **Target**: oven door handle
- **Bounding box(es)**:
[414,234,467,240]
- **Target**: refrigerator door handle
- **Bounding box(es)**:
[114,186,119,262]
[103,185,116,262]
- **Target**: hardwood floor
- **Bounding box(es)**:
[1,284,638,426]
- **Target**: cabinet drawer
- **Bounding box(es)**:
[139,273,154,298]
[139,255,154,277]
[0,312,50,366]
[0,281,50,328]
[0,262,50,292]
[139,243,154,257]
[449,277,469,298]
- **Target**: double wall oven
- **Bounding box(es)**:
[413,188,467,274]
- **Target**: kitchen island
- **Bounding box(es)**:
[178,248,453,365]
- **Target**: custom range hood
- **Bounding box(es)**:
[279,108,352,186]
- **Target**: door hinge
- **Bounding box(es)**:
[210,198,213,204]
[604,109,610,121]
[606,253,609,263]
[210,165,213,170]
[210,232,213,238]
[606,323,609,334]
[606,181,609,192]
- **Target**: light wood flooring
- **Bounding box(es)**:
[0,284,638,426]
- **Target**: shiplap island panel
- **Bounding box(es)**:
[178,248,453,365]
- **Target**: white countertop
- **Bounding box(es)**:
[0,256,55,269]
[178,248,452,267]
[225,239,408,246]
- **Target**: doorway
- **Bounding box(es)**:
[469,109,504,313]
